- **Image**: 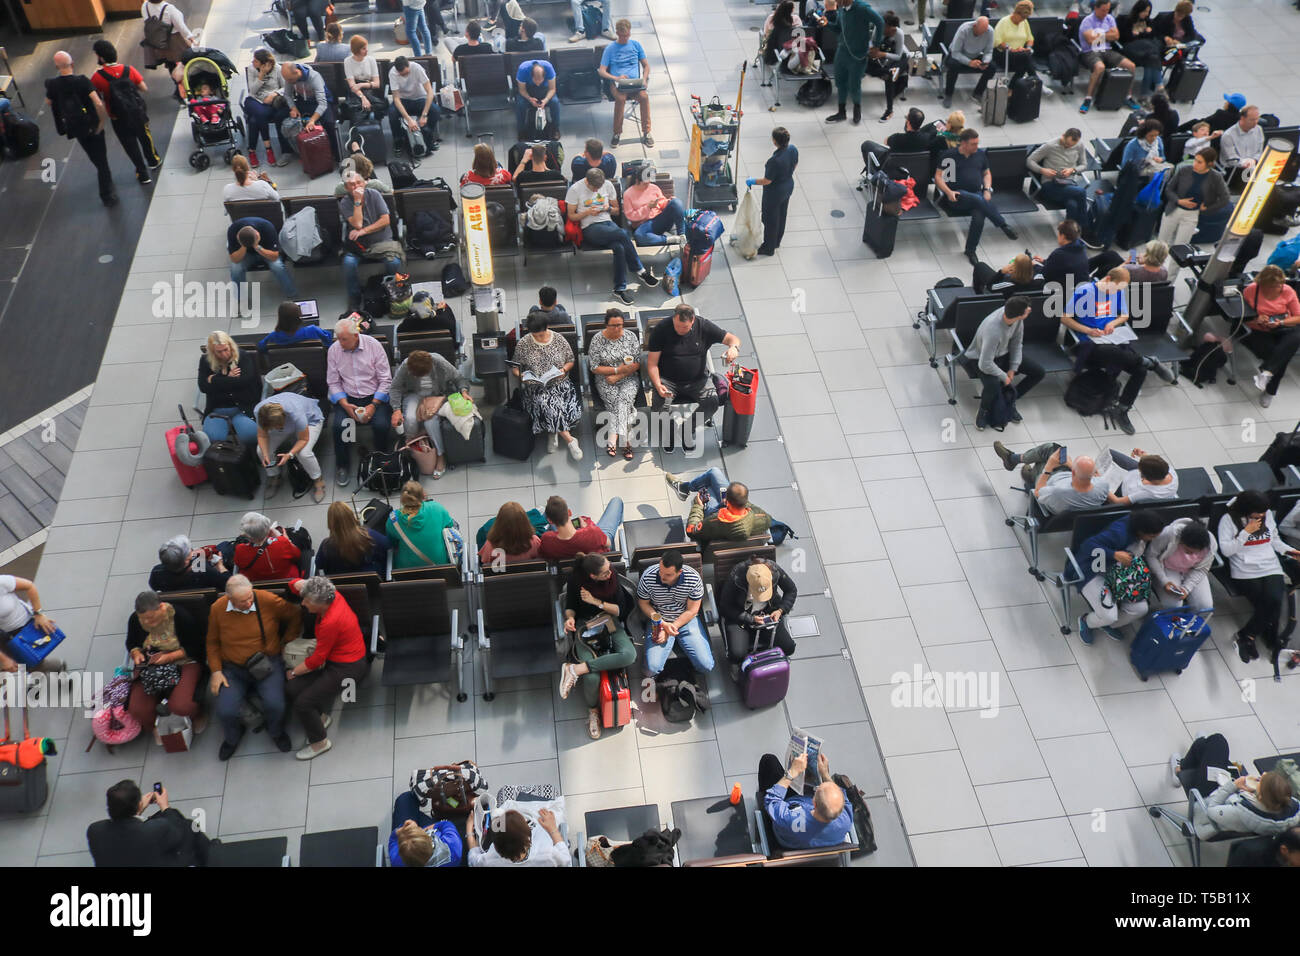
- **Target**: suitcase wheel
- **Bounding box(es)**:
[190,150,210,171]
[224,147,239,164]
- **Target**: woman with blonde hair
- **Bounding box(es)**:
[938,109,965,148]
[317,501,389,575]
[223,153,281,202]
[198,331,262,447]
[461,142,513,186]
[242,47,290,168]
[315,21,351,61]
[972,252,1044,296]
[478,501,541,567]
[253,391,326,501]
[387,480,456,568]
[1242,264,1300,407]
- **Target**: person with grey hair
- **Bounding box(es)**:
[148,534,232,592]
[327,311,394,484]
[284,576,368,759]
[338,170,403,312]
[124,591,205,734]
[232,512,304,583]
[389,348,470,477]
[207,574,301,760]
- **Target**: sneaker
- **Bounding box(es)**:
[137,172,152,185]
[965,250,980,266]
[336,466,350,487]
[1008,406,1023,424]
[993,440,1020,470]
[149,156,164,169]
[1254,370,1273,393]
[1148,359,1176,385]
[1125,97,1142,111]
[643,132,655,147]
[264,476,282,498]
[1108,404,1136,436]
[1102,625,1125,642]
[273,732,292,753]
[271,147,288,167]
[1083,237,1105,250]
[1079,96,1092,113]
[559,662,579,699]
[1169,753,1182,789]
[879,109,893,122]
[602,28,617,40]
[248,150,260,169]
[547,433,559,453]
[942,95,953,109]
[639,268,660,287]
[975,410,988,431]
[296,739,332,760]
[588,709,602,739]
[568,31,585,42]
[568,438,584,461]
[1078,615,1095,645]
[1261,392,1274,408]
[1001,225,1019,240]
[664,472,690,500]
[610,134,621,147]
[612,287,634,305]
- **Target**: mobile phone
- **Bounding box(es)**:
[153,782,163,794]
[1057,445,1067,464]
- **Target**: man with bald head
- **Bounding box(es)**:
[941,15,993,110]
[992,442,1111,515]
[759,750,853,850]
[45,51,116,206]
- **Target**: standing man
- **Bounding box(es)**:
[327,314,394,485]
[933,127,1019,266]
[514,59,560,139]
[822,0,885,125]
[1077,0,1140,114]
[387,56,440,155]
[90,40,161,186]
[45,51,116,207]
[281,61,340,163]
[597,19,651,147]
[964,296,1043,431]
[745,126,799,257]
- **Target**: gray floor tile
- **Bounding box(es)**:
[882,528,966,586]
[948,707,1048,786]
[922,640,1019,713]
[959,548,1051,609]
[975,778,1066,826]
[784,655,869,727]
[305,778,392,837]
[36,548,115,612]
[39,768,134,856]
[886,751,986,836]
[1011,666,1109,740]
[808,507,886,565]
[990,818,1083,867]
[640,741,727,818]
[909,826,1003,866]
[75,403,151,453]
[826,560,907,623]
[557,715,644,794]
[984,603,1079,671]
[1068,807,1173,867]
[306,704,396,787]
[863,478,941,531]
[862,682,957,757]
[473,687,558,767]
[903,581,991,647]
[220,754,313,835]
[1039,733,1144,815]
[711,700,791,777]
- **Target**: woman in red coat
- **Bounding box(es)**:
[286,576,369,760]
[233,511,303,582]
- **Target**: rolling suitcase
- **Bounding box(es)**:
[862,197,898,258]
[1166,59,1207,104]
[682,246,713,287]
[347,120,386,166]
[203,421,261,500]
[721,364,759,448]
[738,624,789,709]
[981,74,1009,127]
[599,669,631,728]
[2,111,40,158]
[297,125,335,178]
[1094,67,1133,110]
[1129,607,1212,681]
[167,420,208,488]
[0,702,51,814]
[1008,74,1042,123]
[440,416,487,466]
[491,403,535,461]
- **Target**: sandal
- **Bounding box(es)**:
[431,470,443,479]
[311,481,326,503]
[587,709,602,740]
[606,444,617,457]
[622,445,634,460]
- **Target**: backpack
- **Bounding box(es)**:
[141,2,173,50]
[768,520,799,545]
[279,205,327,264]
[1048,44,1078,90]
[53,82,95,140]
[570,0,601,39]
[389,160,418,190]
[263,28,309,60]
[985,383,1018,430]
[97,68,149,128]
[358,449,417,494]
[832,773,878,856]
[795,77,832,108]
[1179,339,1228,386]
[558,68,602,103]
[284,523,312,555]
[442,262,468,297]
[407,208,455,258]
[686,209,724,253]
[363,273,391,317]
[1063,367,1119,416]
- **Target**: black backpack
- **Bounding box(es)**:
[362,274,390,317]
[796,78,832,108]
[1049,44,1079,89]
[557,69,601,103]
[263,28,309,60]
[141,2,173,50]
[441,262,468,297]
[358,449,417,495]
[986,383,1019,430]
[485,200,510,248]
[97,68,149,128]
[1179,339,1229,386]
[2,110,39,157]
[407,208,454,258]
[1064,367,1119,416]
[53,81,95,140]
[388,160,418,190]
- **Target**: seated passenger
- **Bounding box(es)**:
[465,806,570,867]
[663,468,773,546]
[389,348,470,478]
[965,296,1043,431]
[513,59,558,139]
[637,549,713,676]
[646,304,741,431]
[1227,829,1300,867]
[315,501,389,576]
[388,790,463,867]
[199,330,263,448]
[1147,517,1215,611]
[258,301,333,352]
[513,312,582,459]
[570,137,617,184]
[1068,509,1166,644]
[716,554,797,666]
[585,307,641,459]
[566,168,658,306]
[1217,490,1300,663]
[513,144,566,191]
[1240,265,1300,408]
[87,780,209,867]
[538,494,624,561]
[285,576,369,760]
[526,285,570,324]
[254,391,326,503]
[478,501,542,568]
[1036,219,1122,285]
[1124,240,1172,284]
[149,534,231,592]
[621,165,685,245]
[1170,734,1300,840]
[125,591,205,735]
[1027,128,1090,225]
[461,142,512,187]
[759,751,853,850]
[233,511,303,582]
[507,17,547,52]
[333,153,391,197]
[1096,447,1179,504]
[388,480,455,569]
[559,552,637,739]
[991,442,1111,515]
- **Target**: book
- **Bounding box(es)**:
[522,365,563,386]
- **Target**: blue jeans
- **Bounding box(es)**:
[942,190,1008,255]
[392,790,434,831]
[594,496,624,549]
[342,251,401,308]
[514,95,561,137]
[684,467,728,517]
[1036,180,1087,226]
[644,616,714,675]
[633,198,686,244]
[203,408,259,446]
[569,0,610,32]
[243,95,291,150]
[1140,64,1161,96]
[214,657,287,745]
[231,255,299,298]
[581,220,644,291]
[403,6,435,56]
[0,98,10,114]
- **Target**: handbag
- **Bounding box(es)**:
[4,620,66,667]
[282,636,318,671]
[1101,555,1151,608]
[287,456,313,498]
[137,662,182,697]
[411,760,487,816]
[585,835,629,867]
[244,602,276,682]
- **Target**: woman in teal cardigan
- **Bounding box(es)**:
[387,480,455,568]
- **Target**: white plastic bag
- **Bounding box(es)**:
[731,187,763,260]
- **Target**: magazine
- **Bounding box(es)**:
[522,365,563,386]
[785,727,824,793]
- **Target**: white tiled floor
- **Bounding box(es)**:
[9,0,1300,867]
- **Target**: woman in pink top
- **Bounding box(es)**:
[622,167,685,244]
[478,501,541,569]
[1242,265,1300,406]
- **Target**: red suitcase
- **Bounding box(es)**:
[167,426,208,487]
[297,125,335,178]
[682,246,712,287]
[599,670,631,728]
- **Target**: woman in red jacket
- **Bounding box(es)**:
[233,511,303,582]
[286,576,369,760]
[460,143,512,187]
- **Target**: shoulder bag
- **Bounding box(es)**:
[243,601,276,681]
[392,513,439,566]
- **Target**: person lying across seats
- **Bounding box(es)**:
[664,468,774,546]
[991,441,1110,515]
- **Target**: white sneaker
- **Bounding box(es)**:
[568,438,584,461]
[559,662,579,699]
[547,433,559,453]
[296,739,332,760]
[1261,392,1273,408]
[568,32,584,42]
[1169,753,1181,788]
[1254,370,1273,393]
[322,713,332,731]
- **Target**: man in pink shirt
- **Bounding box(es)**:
[622,167,685,245]
[327,314,393,484]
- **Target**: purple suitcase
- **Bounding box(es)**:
[739,625,788,709]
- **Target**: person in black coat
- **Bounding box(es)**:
[716,555,797,665]
[1151,2,1205,52]
[1036,220,1124,288]
[198,331,263,447]
[148,534,232,593]
[1226,828,1300,867]
[87,780,209,867]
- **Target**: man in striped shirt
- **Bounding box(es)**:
[636,549,713,677]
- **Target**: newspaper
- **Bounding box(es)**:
[1090,324,1137,346]
[784,727,824,793]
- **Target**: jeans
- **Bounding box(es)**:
[214,657,287,745]
[342,251,401,307]
[644,616,715,675]
[293,0,326,41]
[402,394,446,453]
[333,394,393,467]
[594,496,625,549]
[682,467,729,516]
[941,190,1008,255]
[581,220,644,290]
[231,255,299,298]
[570,0,611,33]
[574,627,636,708]
[389,98,440,152]
[110,117,160,177]
[286,656,370,743]
[403,6,435,56]
[203,407,259,446]
[243,95,291,150]
[632,198,686,244]
[1037,179,1088,225]
[514,95,561,138]
[77,131,115,201]
[1158,205,1200,281]
[976,354,1045,420]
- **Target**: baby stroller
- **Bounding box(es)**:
[180,49,244,170]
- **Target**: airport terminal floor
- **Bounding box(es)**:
[3,0,1300,886]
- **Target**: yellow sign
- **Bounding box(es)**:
[688,123,702,184]
[1228,139,1293,238]
[460,184,494,286]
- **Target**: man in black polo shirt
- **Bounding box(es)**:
[860,108,937,170]
[227,218,299,298]
[45,50,116,206]
[646,304,741,435]
[933,127,1019,266]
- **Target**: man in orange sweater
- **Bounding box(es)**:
[207,575,301,760]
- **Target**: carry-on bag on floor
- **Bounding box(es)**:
[1008,74,1042,123]
[981,74,1009,126]
[682,246,713,287]
[599,669,631,728]
[347,120,386,167]
[203,416,261,499]
[1129,607,1213,681]
[739,624,789,709]
[167,405,209,488]
[2,111,40,158]
[862,197,898,258]
[721,363,759,448]
[1094,67,1134,110]
[1261,421,1300,480]
[491,403,535,461]
[1166,60,1207,104]
[0,702,52,814]
[5,620,67,668]
[297,125,335,178]
[440,416,486,466]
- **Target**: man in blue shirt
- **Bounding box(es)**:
[933,127,1019,265]
[515,59,559,139]
[760,751,853,850]
[597,19,651,147]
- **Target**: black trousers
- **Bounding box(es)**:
[759,752,802,799]
[977,354,1045,419]
[723,619,795,664]
[761,188,791,251]
[1234,573,1287,648]
[1177,733,1231,798]
[861,140,890,171]
[1080,342,1147,408]
[1243,328,1300,395]
[653,375,720,424]
[286,656,370,743]
[111,116,160,177]
[865,59,908,111]
[76,130,116,201]
[292,0,327,41]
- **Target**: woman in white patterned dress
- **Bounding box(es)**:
[585,307,641,459]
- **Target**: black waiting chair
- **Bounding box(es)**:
[985,145,1040,216]
[915,285,994,368]
[1129,283,1192,375]
[379,578,465,701]
[672,795,764,867]
[299,827,383,867]
[208,835,290,867]
[476,570,561,700]
[457,52,512,137]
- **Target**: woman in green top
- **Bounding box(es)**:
[387,480,455,568]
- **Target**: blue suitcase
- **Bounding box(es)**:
[1129,608,1212,681]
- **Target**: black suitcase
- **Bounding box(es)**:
[204,437,261,500]
[1008,75,1042,123]
[862,200,898,258]
[347,120,387,166]
[441,416,486,466]
[1094,68,1133,110]
[721,403,754,448]
[1166,60,1207,104]
[491,404,535,461]
[0,703,49,813]
[2,111,39,158]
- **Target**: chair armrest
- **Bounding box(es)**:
[385,547,393,581]
[753,807,772,859]
[1172,310,1194,337]
[553,597,566,644]
[450,607,460,650]
[1061,548,1086,587]
[707,582,720,625]
[477,607,489,650]
[574,830,586,867]
[375,842,384,867]
[1222,470,1244,493]
[369,614,380,655]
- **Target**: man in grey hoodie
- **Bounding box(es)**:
[964,296,1043,430]
[1027,128,1089,225]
